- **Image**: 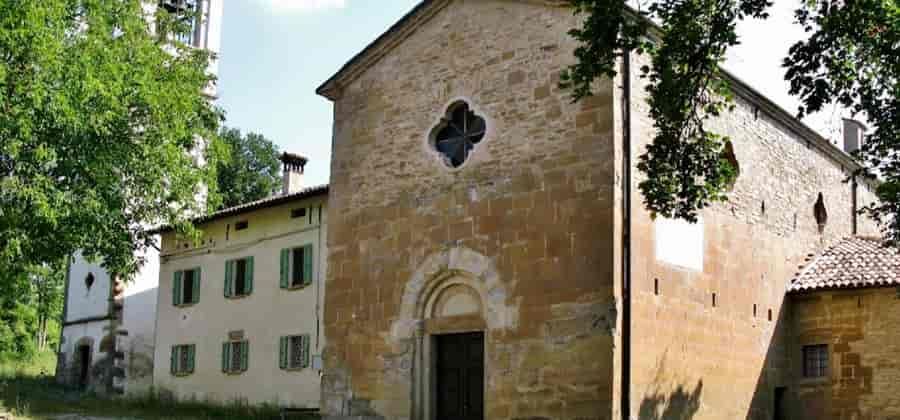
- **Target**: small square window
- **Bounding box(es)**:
[803,344,828,378]
[235,220,249,231]
[291,208,307,219]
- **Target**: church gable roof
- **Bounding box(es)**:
[789,237,900,293]
[316,0,863,173]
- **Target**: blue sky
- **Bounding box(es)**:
[216,0,847,187]
[217,0,419,187]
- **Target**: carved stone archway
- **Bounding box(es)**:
[391,246,518,420]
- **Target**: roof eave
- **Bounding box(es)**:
[315,0,448,102]
[148,185,329,235]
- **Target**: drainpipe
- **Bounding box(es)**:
[620,48,633,420]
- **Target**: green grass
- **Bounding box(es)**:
[0,352,317,420]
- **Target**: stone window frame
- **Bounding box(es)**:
[802,343,829,378]
[425,98,492,171]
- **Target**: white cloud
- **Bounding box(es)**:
[262,0,347,13]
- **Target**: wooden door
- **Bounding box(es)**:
[436,332,484,420]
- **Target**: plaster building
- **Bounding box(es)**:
[152,154,328,408]
[312,1,890,420]
[57,0,224,395]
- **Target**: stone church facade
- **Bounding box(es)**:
[314,1,887,420]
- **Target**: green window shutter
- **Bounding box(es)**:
[221,342,230,373]
[279,336,288,370]
[187,345,196,373]
[170,346,176,374]
[173,271,183,306]
[301,335,310,368]
[280,249,289,289]
[192,268,201,304]
[224,260,233,298]
[303,244,314,286]
[245,257,254,295]
[240,341,249,372]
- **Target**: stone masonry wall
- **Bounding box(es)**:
[323,1,617,419]
[621,49,880,420]
[790,287,900,419]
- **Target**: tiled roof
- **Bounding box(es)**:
[150,184,329,233]
[788,237,900,293]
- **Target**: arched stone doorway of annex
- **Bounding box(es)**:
[392,246,518,420]
[74,336,95,390]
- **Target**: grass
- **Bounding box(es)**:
[0,352,317,420]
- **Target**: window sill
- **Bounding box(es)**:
[797,376,830,386]
[175,303,197,309]
[282,367,310,372]
[172,372,194,377]
[225,294,251,300]
[224,371,246,376]
[283,284,311,291]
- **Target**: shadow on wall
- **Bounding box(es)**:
[638,380,703,420]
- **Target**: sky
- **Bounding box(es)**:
[216,0,848,188]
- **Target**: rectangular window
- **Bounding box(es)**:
[170,344,195,376]
[291,247,305,287]
[803,344,828,378]
[280,245,313,289]
[235,220,249,231]
[279,335,310,370]
[225,257,254,298]
[172,268,201,306]
[222,340,248,374]
[291,208,307,219]
[158,0,201,47]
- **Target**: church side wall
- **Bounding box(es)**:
[621,51,880,420]
[323,2,617,419]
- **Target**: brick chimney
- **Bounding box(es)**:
[843,118,867,154]
[280,152,308,195]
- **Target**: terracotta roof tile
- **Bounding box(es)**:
[788,237,900,293]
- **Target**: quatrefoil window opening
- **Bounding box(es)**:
[432,101,486,168]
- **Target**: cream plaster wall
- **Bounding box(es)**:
[153,197,327,408]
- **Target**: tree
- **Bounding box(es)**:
[0,0,226,283]
[30,261,65,352]
[562,0,899,244]
[216,127,282,209]
[0,261,64,359]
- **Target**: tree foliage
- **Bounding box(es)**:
[563,0,899,243]
[216,127,282,209]
[0,0,225,281]
[0,261,64,360]
[784,1,899,244]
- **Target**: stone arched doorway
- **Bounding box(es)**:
[74,337,94,390]
[392,246,518,420]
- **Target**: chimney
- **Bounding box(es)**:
[280,152,308,195]
[843,118,867,154]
